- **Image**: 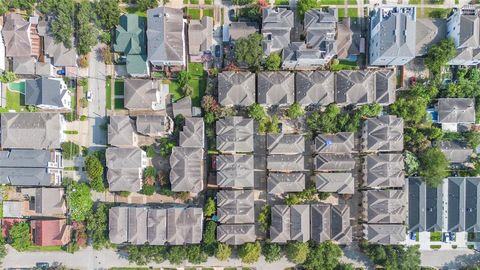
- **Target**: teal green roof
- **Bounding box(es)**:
[114,14,146,55]
[126,54,148,76]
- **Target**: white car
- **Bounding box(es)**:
[86,91,93,102]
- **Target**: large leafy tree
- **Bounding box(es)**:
[95,0,120,29]
[167,246,188,265]
[39,0,75,48]
[265,53,282,71]
[137,0,157,11]
[367,245,420,270]
[418,147,449,187]
[76,0,98,55]
[247,103,266,121]
[126,245,167,265]
[390,97,428,125]
[215,243,231,261]
[263,243,283,263]
[425,38,456,75]
[234,33,263,69]
[302,241,342,270]
[203,197,216,217]
[238,241,261,264]
[186,245,208,264]
[64,178,93,221]
[285,241,310,264]
[86,203,110,249]
[85,155,104,180]
[202,221,217,256]
[297,0,318,20]
[8,222,31,251]
[286,103,305,119]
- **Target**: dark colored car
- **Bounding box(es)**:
[36,262,49,270]
[215,45,221,57]
[56,69,66,76]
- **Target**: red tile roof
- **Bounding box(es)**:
[31,219,71,246]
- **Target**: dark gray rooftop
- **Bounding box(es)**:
[217,224,256,245]
[267,172,306,194]
[216,117,254,153]
[267,154,306,172]
[362,115,404,152]
[438,98,475,124]
[364,189,407,224]
[314,153,355,172]
[314,132,354,154]
[315,173,354,194]
[295,71,334,106]
[364,224,405,244]
[217,190,254,224]
[25,77,68,108]
[267,134,305,155]
[257,72,295,106]
[364,154,405,188]
[216,154,254,188]
[169,147,204,193]
[217,72,255,106]
[408,177,443,232]
[108,116,136,147]
[437,141,473,164]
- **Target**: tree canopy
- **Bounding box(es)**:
[64,178,93,221]
[286,241,310,264]
[61,141,80,160]
[247,103,267,121]
[86,203,111,250]
[265,53,282,71]
[238,241,262,264]
[425,38,456,75]
[76,0,98,55]
[85,155,104,180]
[263,243,283,263]
[235,33,263,69]
[297,0,319,20]
[215,243,232,261]
[418,147,449,187]
[95,0,120,29]
[8,222,31,251]
[286,103,305,119]
[302,241,342,270]
[366,244,421,270]
[203,197,216,217]
[39,0,75,48]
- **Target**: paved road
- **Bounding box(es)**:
[421,249,479,269]
[87,44,107,148]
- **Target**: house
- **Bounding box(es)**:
[12,56,36,75]
[124,79,169,111]
[446,6,480,65]
[436,141,473,164]
[314,132,354,153]
[314,153,355,172]
[407,177,444,232]
[216,155,254,188]
[362,115,404,152]
[41,31,77,68]
[217,224,256,245]
[169,147,204,193]
[363,189,407,224]
[188,17,213,62]
[217,72,256,106]
[0,149,62,186]
[2,13,37,58]
[216,117,254,153]
[257,72,295,106]
[172,96,193,117]
[315,173,354,194]
[3,188,66,218]
[447,177,480,232]
[310,204,352,243]
[217,190,254,224]
[25,77,71,110]
[369,6,416,66]
[109,206,203,245]
[295,71,334,106]
[416,18,446,56]
[106,147,147,192]
[267,172,306,194]
[364,154,405,188]
[267,134,305,155]
[270,205,310,243]
[35,62,53,76]
[228,22,259,41]
[437,98,475,131]
[135,115,173,137]
[363,224,405,244]
[267,154,305,172]
[261,8,294,55]
[113,14,148,76]
[108,116,137,147]
[147,7,186,68]
[179,117,204,148]
[1,113,63,150]
[31,219,72,246]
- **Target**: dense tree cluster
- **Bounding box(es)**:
[364,243,421,270]
[235,33,263,69]
[265,53,282,71]
[61,141,80,160]
[425,38,456,75]
[64,178,93,221]
[76,0,98,55]
[8,222,31,251]
[94,0,120,29]
[38,0,75,48]
[418,147,449,187]
[86,203,111,250]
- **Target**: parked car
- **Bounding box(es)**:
[228,9,235,21]
[409,232,416,241]
[215,45,221,58]
[57,69,65,76]
[86,91,93,102]
[36,262,49,270]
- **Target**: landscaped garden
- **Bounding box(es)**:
[187,8,201,19]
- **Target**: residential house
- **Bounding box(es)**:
[261,7,294,55]
[108,116,137,147]
[363,224,406,244]
[295,71,334,106]
[267,154,306,172]
[2,13,39,59]
[39,24,77,68]
[31,219,72,246]
[267,134,305,155]
[216,117,254,153]
[217,190,254,224]
[147,7,186,68]
[364,154,405,188]
[270,205,311,243]
[310,204,352,243]
[257,72,295,106]
[25,77,71,110]
[124,79,169,111]
[363,189,407,224]
[216,155,254,188]
[408,177,444,232]
[446,6,480,65]
[113,14,148,76]
[3,187,66,218]
[314,132,354,154]
[135,115,174,137]
[169,147,204,193]
[267,172,305,194]
[369,6,416,66]
[0,149,62,186]
[315,173,354,194]
[447,177,480,232]
[166,207,203,245]
[228,22,259,41]
[437,98,475,131]
[179,117,204,148]
[217,224,256,245]
[12,56,36,75]
[314,153,355,172]
[172,96,193,117]
[1,113,63,150]
[106,147,147,192]
[362,115,404,152]
[217,72,256,106]
[188,17,213,62]
[416,18,446,56]
[436,141,473,164]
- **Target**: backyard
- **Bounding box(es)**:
[169,63,206,107]
[338,8,359,18]
[331,59,359,71]
[186,8,201,20]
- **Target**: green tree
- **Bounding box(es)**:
[8,222,31,251]
[204,197,216,217]
[126,245,167,265]
[159,137,175,157]
[144,166,157,179]
[77,0,98,55]
[64,178,93,221]
[418,147,449,187]
[167,246,187,265]
[284,194,301,206]
[336,263,356,270]
[186,245,208,264]
[303,241,342,270]
[425,38,456,75]
[366,245,420,270]
[136,0,157,11]
[297,0,318,20]
[235,33,263,69]
[85,155,104,180]
[263,243,283,263]
[238,241,261,264]
[404,150,420,176]
[178,70,191,88]
[0,71,16,83]
[95,0,120,29]
[257,204,271,233]
[0,235,7,262]
[247,103,266,121]
[390,97,428,124]
[286,103,305,119]
[90,177,106,192]
[202,221,217,256]
[86,203,111,249]
[285,241,309,264]
[265,53,282,71]
[141,184,155,195]
[146,145,156,158]
[466,131,480,150]
[61,141,80,160]
[215,243,232,261]
[268,115,280,133]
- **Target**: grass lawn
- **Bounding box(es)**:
[430,232,442,241]
[331,59,359,71]
[203,8,214,17]
[183,0,188,3]
[169,81,183,102]
[6,89,25,111]
[430,245,441,249]
[418,8,452,18]
[187,8,201,20]
[190,0,199,3]
[338,8,358,18]
[114,80,125,96]
[275,0,289,4]
[189,62,205,77]
[123,6,147,17]
[409,0,421,4]
[106,79,112,110]
[204,0,213,3]
[189,79,206,107]
[319,0,356,4]
[26,245,63,252]
[114,98,124,110]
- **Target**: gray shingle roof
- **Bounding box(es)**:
[147,208,167,245]
[362,115,404,152]
[270,205,310,243]
[295,71,334,106]
[166,207,203,245]
[19,187,66,216]
[43,34,77,67]
[12,56,36,75]
[147,7,185,66]
[172,96,192,117]
[2,13,32,58]
[310,204,331,242]
[106,147,144,192]
[216,117,254,153]
[217,224,256,245]
[179,117,204,148]
[438,98,475,124]
[169,147,204,193]
[136,115,173,137]
[217,72,256,106]
[0,149,58,168]
[1,113,61,149]
[262,8,294,54]
[267,154,305,172]
[315,173,354,194]
[25,77,68,109]
[364,224,405,244]
[108,116,136,147]
[364,154,405,188]
[416,18,446,56]
[447,177,480,232]
[257,72,295,106]
[437,141,473,164]
[375,70,396,105]
[216,154,254,188]
[217,190,254,224]
[124,79,161,111]
[335,70,375,105]
[267,134,305,155]
[188,17,213,56]
[35,62,53,76]
[229,22,259,40]
[109,206,128,244]
[407,177,444,232]
[127,207,148,245]
[364,189,407,224]
[314,132,354,153]
[267,172,306,194]
[314,153,355,171]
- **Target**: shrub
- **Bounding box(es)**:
[142,184,155,196]
[62,141,80,160]
[90,177,106,192]
[8,222,31,251]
